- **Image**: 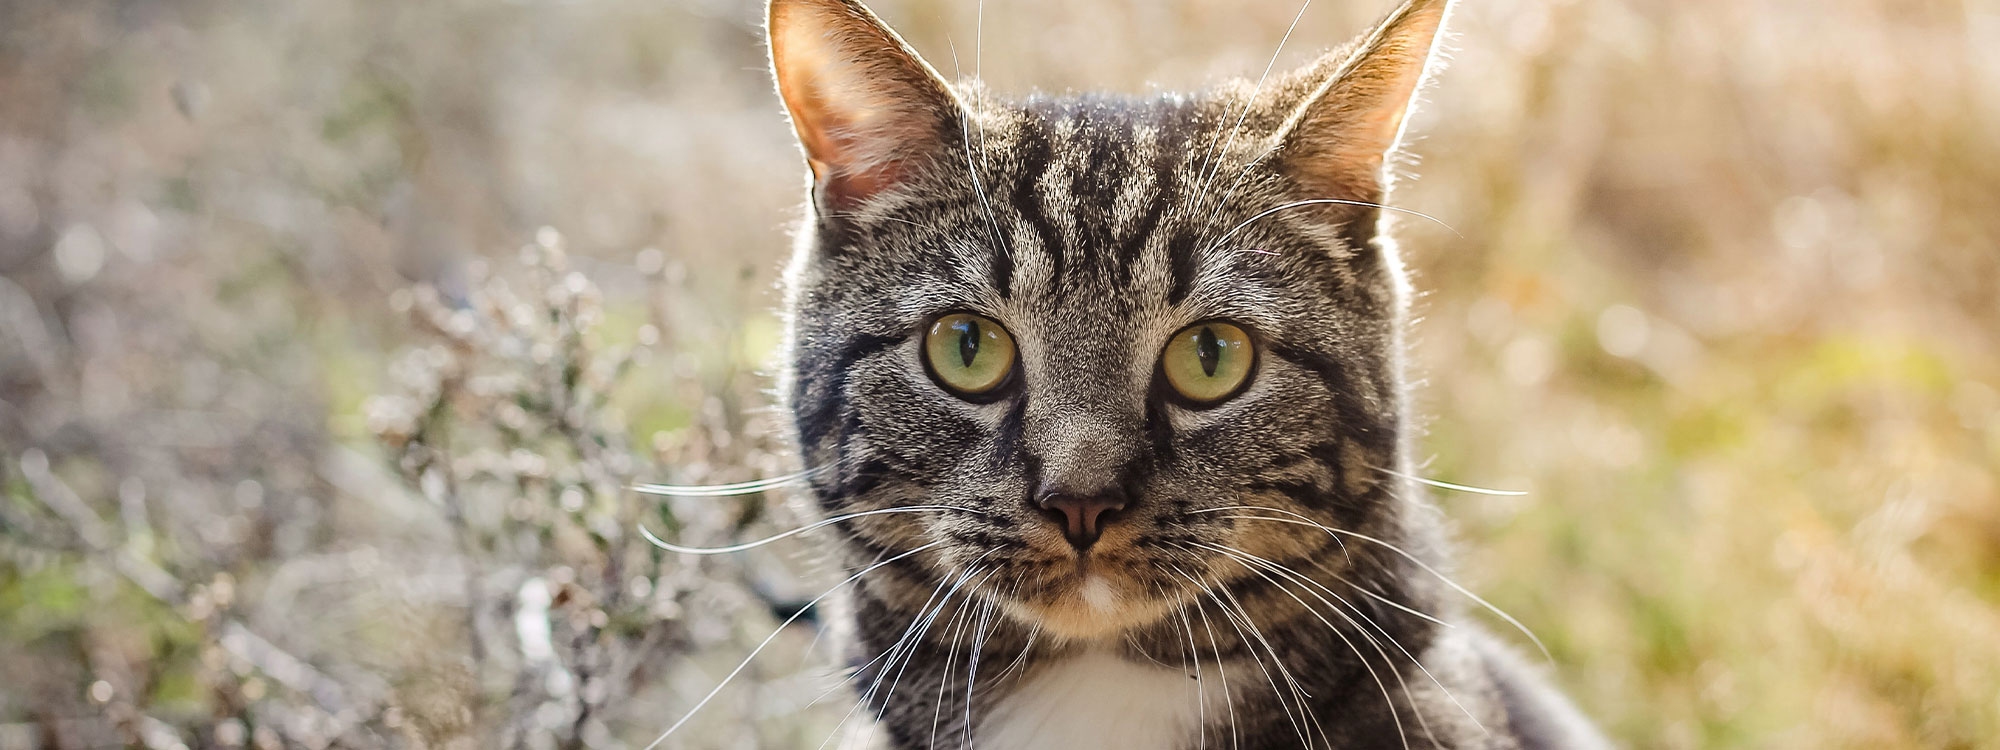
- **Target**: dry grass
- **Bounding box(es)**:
[1,0,1996,747]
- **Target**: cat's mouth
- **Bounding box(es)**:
[986,546,1189,640]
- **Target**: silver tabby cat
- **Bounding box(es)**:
[766,0,1608,747]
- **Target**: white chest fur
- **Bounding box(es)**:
[975,649,1224,750]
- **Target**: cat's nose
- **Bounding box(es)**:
[1035,488,1128,551]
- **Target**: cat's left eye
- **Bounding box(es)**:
[1161,321,1255,405]
[922,312,1017,398]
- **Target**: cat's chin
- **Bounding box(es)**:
[996,569,1181,641]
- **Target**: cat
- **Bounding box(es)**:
[764,0,1609,747]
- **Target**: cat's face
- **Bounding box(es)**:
[772,0,1446,640]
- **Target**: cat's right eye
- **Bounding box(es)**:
[1161,321,1255,405]
[922,312,1017,398]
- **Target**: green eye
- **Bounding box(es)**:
[923,313,1017,397]
[1162,322,1254,404]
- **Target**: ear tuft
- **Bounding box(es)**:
[768,0,965,211]
[1270,0,1453,203]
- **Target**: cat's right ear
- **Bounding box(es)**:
[768,0,966,211]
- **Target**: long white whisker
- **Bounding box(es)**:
[1322,581,1490,739]
[931,570,990,748]
[1205,542,1429,748]
[1214,573,1326,749]
[1293,551,1454,629]
[642,540,943,750]
[993,620,1040,684]
[1212,511,1446,628]
[962,595,997,749]
[1189,0,1314,227]
[1208,199,1462,254]
[1372,465,1528,496]
[1172,564,1239,750]
[631,466,830,497]
[806,547,965,711]
[1178,566,1313,749]
[806,569,949,716]
[638,505,982,555]
[1161,580,1209,750]
[987,571,1040,684]
[869,560,993,748]
[1192,506,1551,660]
[1200,546,1370,750]
[825,556,992,750]
[943,37,1011,289]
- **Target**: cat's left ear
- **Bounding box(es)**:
[768,0,968,211]
[1269,0,1453,202]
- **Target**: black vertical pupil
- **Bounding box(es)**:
[1196,326,1221,377]
[957,319,980,368]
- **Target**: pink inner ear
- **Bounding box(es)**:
[814,151,910,212]
[770,1,959,210]
[796,95,924,209]
[1271,0,1446,203]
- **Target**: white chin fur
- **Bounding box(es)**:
[1079,574,1118,612]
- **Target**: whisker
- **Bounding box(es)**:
[1207,542,1444,747]
[992,619,1040,684]
[1188,0,1315,230]
[943,36,1012,294]
[1170,564,1239,750]
[805,562,959,714]
[1216,575,1327,749]
[962,595,997,749]
[631,466,830,497]
[1209,198,1463,254]
[1372,465,1528,496]
[1208,511,1445,627]
[869,561,992,747]
[641,540,943,750]
[638,504,984,555]
[825,556,993,750]
[931,569,990,748]
[819,211,931,230]
[1155,579,1209,750]
[1202,544,1400,750]
[1192,505,1551,661]
[1183,599,1210,750]
[1299,552,1454,629]
[1176,565,1316,749]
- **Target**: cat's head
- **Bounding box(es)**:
[771,0,1451,640]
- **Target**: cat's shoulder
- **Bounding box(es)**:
[1456,627,1615,750]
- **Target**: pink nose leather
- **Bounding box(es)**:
[1037,492,1128,550]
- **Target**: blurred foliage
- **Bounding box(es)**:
[1,0,1998,748]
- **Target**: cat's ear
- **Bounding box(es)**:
[1269,0,1452,202]
[768,0,966,210]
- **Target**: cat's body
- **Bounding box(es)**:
[764,0,1609,747]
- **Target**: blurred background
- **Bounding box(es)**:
[2,0,1997,747]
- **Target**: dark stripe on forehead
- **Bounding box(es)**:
[1071,128,1117,280]
[1116,140,1176,290]
[989,222,1017,298]
[1008,117,1066,294]
[1165,230,1200,306]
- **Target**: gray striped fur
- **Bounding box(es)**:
[765,0,1609,747]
